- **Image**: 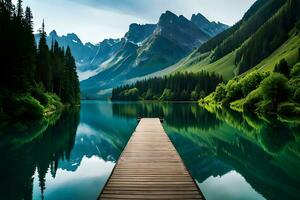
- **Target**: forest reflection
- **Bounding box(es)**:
[0,108,80,200]
[112,102,300,200]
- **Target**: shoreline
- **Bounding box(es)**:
[199,101,300,124]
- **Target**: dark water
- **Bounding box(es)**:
[0,101,299,200]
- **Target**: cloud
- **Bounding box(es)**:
[68,0,256,25]
[21,0,256,43]
[69,0,160,19]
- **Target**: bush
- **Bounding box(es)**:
[46,93,63,111]
[190,91,199,101]
[260,73,291,105]
[243,88,263,111]
[274,59,290,77]
[160,89,174,101]
[8,95,44,120]
[224,79,243,103]
[291,63,300,77]
[31,86,48,106]
[277,102,300,116]
[240,71,269,97]
[294,88,300,103]
[144,89,154,100]
[214,83,227,102]
[256,100,274,113]
[123,88,139,101]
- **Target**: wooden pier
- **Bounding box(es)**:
[99,118,204,199]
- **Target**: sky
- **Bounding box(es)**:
[14,0,256,44]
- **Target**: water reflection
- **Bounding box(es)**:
[0,101,299,200]
[0,108,80,200]
[0,102,138,200]
[112,102,221,130]
[112,102,300,200]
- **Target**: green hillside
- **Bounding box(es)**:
[176,0,300,78]
[177,29,300,80]
[175,51,236,80]
[173,0,300,120]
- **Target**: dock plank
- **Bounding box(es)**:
[99,118,204,199]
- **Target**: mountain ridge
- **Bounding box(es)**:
[80,10,229,98]
[35,11,229,99]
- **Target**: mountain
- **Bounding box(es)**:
[80,11,212,99]
[191,13,229,37]
[125,23,157,44]
[35,31,124,81]
[35,30,97,65]
[167,0,300,80]
[35,31,101,81]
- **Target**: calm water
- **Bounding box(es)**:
[0,101,299,200]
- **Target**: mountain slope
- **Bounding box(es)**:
[189,0,300,118]
[175,0,300,80]
[80,11,212,98]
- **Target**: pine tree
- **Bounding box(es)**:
[24,6,33,28]
[36,20,52,91]
[16,0,23,18]
[62,47,80,105]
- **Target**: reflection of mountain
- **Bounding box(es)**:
[112,102,221,130]
[59,101,137,172]
[165,107,300,200]
[0,108,80,200]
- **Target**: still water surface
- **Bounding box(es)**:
[0,101,299,200]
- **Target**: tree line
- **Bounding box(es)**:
[112,72,223,101]
[0,0,80,120]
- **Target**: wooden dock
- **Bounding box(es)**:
[99,118,204,199]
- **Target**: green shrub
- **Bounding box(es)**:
[46,93,63,110]
[214,83,227,102]
[256,100,274,113]
[277,102,300,116]
[243,88,263,111]
[121,88,139,101]
[31,86,48,106]
[144,89,154,100]
[224,79,243,103]
[274,59,290,77]
[240,71,269,97]
[9,95,44,120]
[260,73,291,105]
[294,88,300,103]
[190,91,199,101]
[160,89,174,101]
[290,63,300,77]
[230,99,245,112]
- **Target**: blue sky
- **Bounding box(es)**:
[15,0,256,43]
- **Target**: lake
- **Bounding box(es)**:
[0,101,299,200]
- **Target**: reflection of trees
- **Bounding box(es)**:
[205,106,300,154]
[0,108,80,200]
[112,102,221,130]
[169,122,300,200]
[166,105,300,200]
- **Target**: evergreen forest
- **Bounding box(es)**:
[0,0,80,121]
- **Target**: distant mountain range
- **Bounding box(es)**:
[35,11,228,99]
